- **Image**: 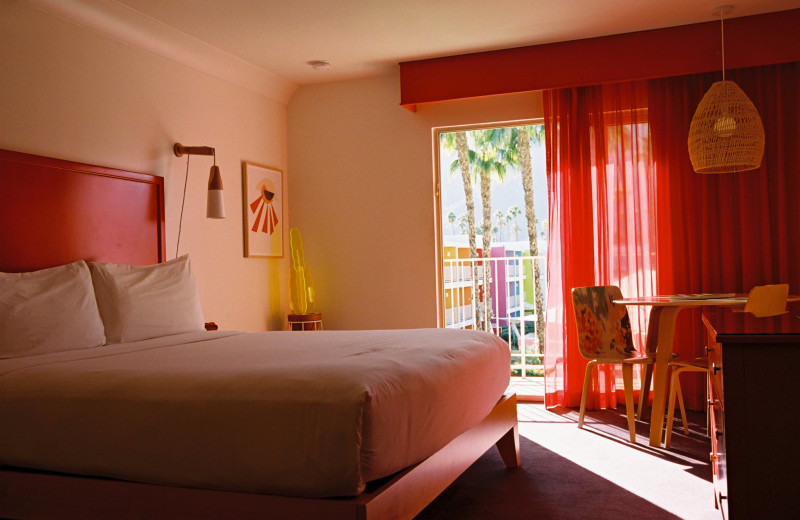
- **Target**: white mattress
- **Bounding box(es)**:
[0,328,510,497]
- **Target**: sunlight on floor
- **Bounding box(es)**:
[517,404,719,520]
[507,376,544,402]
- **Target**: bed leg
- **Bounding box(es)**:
[495,423,521,468]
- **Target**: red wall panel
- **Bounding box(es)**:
[400,9,800,109]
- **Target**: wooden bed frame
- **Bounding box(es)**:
[0,149,520,519]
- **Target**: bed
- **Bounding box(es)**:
[0,148,519,519]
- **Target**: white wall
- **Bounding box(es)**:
[1,1,290,331]
[287,71,543,330]
[2,1,545,333]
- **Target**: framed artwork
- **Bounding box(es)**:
[242,162,283,257]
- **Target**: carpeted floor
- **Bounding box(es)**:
[416,403,719,520]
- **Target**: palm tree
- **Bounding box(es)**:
[446,211,457,235]
[457,214,468,234]
[469,129,512,330]
[511,125,546,350]
[507,205,522,240]
[511,222,522,241]
[494,209,505,241]
[440,131,484,329]
[474,125,546,348]
[441,126,544,338]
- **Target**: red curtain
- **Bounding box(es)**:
[648,62,800,408]
[543,81,657,409]
[544,62,800,410]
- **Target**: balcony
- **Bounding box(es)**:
[443,254,545,401]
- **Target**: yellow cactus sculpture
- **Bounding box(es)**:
[289,228,315,314]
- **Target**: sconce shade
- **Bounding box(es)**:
[207,165,225,219]
[688,80,765,174]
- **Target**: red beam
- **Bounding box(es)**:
[399,9,800,110]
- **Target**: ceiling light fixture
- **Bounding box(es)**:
[309,60,332,71]
[687,4,765,174]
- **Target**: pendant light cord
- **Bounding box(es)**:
[175,155,190,258]
[720,11,726,81]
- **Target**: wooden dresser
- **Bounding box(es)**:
[702,307,800,519]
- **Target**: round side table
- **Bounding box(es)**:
[287,313,323,331]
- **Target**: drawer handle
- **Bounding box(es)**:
[712,363,722,375]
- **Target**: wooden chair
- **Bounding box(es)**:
[572,286,653,443]
[664,284,789,447]
[743,284,789,317]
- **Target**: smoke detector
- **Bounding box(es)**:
[309,60,332,71]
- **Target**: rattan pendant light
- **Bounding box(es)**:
[688,5,765,174]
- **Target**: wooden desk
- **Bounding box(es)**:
[613,295,748,447]
[702,308,800,519]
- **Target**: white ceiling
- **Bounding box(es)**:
[29,0,800,86]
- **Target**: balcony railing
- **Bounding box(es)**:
[443,255,545,379]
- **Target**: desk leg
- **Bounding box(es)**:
[638,307,664,420]
[648,306,683,447]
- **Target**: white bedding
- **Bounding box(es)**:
[0,328,510,497]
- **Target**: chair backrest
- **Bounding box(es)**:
[744,284,789,317]
[572,286,636,361]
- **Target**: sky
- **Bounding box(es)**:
[439,134,548,243]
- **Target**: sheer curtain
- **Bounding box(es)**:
[544,62,800,410]
[543,81,657,409]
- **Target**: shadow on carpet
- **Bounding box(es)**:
[415,435,682,520]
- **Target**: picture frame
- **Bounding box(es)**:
[242,162,283,257]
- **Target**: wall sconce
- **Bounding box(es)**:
[173,142,225,257]
[173,143,226,218]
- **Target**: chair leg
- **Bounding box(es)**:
[578,360,597,429]
[675,374,690,435]
[665,367,680,448]
[665,367,692,448]
[622,363,636,443]
[637,363,652,420]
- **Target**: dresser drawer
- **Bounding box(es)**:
[706,333,727,517]
[702,308,800,519]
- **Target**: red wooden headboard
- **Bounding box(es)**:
[0,149,165,272]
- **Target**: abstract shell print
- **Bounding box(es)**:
[242,162,283,257]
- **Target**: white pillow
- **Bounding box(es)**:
[88,255,205,343]
[0,260,106,358]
